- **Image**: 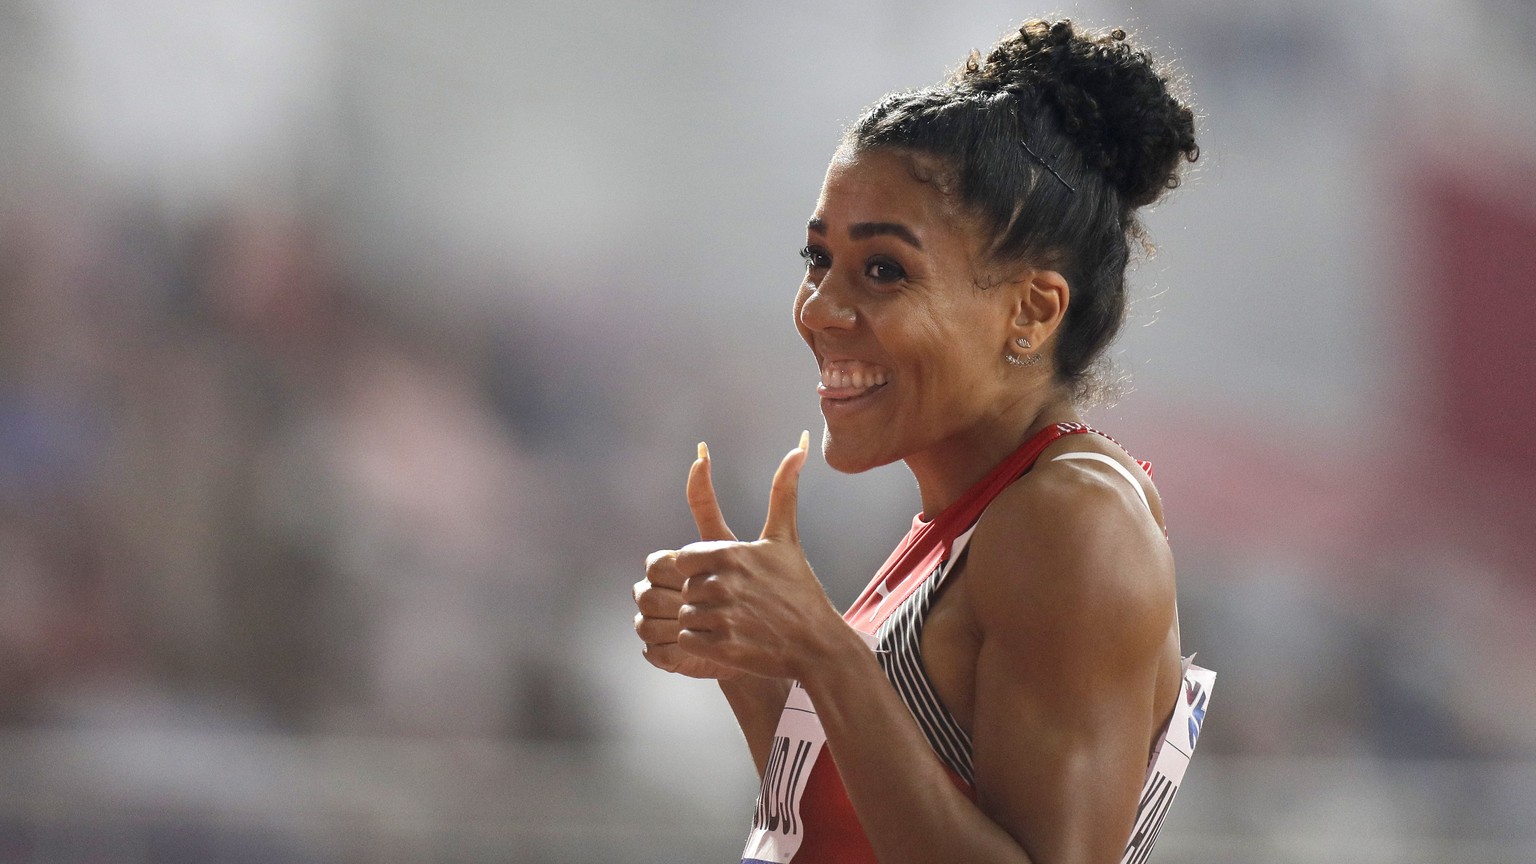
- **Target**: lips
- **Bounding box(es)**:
[818,358,890,400]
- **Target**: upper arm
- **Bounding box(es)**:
[964,462,1178,864]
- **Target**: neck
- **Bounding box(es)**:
[905,390,1080,519]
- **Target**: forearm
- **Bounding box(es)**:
[720,675,792,777]
[801,638,1035,864]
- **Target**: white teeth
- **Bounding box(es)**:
[820,362,890,391]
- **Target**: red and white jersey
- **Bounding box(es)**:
[741,423,1213,864]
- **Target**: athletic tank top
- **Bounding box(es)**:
[740,422,1195,864]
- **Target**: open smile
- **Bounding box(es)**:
[818,359,891,402]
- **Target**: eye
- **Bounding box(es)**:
[864,256,906,283]
[799,245,831,270]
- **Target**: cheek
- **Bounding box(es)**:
[888,315,955,379]
[891,317,995,406]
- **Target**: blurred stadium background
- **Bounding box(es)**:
[1,0,1533,861]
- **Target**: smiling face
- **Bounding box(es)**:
[796,147,1050,483]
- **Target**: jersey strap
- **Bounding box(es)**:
[1050,451,1152,512]
[843,421,1096,633]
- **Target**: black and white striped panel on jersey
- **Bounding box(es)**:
[873,524,981,788]
[871,446,1154,791]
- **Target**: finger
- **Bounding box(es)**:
[634,612,681,645]
[760,430,810,541]
[677,602,724,633]
[687,441,738,542]
[674,540,736,578]
[644,549,686,590]
[634,582,683,618]
[677,627,742,668]
[681,573,726,604]
[641,641,689,673]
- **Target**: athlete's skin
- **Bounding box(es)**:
[635,147,1181,864]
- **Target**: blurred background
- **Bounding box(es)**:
[1,0,1533,861]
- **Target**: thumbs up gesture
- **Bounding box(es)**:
[635,433,844,681]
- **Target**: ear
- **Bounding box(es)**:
[1007,268,1069,355]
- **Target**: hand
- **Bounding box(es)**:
[633,441,752,681]
[674,433,851,680]
[636,433,848,681]
[636,546,747,681]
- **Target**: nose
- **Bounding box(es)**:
[796,278,857,333]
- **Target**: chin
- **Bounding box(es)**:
[820,430,898,475]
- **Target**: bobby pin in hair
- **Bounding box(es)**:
[1020,139,1076,193]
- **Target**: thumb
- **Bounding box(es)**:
[761,430,810,542]
[687,442,737,542]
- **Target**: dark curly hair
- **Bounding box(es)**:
[845,19,1199,402]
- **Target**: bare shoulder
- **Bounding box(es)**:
[963,436,1176,664]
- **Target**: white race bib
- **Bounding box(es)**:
[1120,659,1215,863]
[741,631,879,864]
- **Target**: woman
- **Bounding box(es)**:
[635,19,1210,864]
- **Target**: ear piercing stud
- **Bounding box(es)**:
[1006,338,1041,368]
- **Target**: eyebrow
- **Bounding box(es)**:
[806,218,923,250]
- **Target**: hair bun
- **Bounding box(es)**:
[959,19,1198,207]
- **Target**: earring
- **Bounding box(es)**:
[1005,338,1040,367]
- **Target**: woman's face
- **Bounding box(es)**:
[796,147,1027,475]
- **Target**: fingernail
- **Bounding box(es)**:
[697,441,709,461]
[798,430,810,452]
